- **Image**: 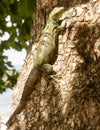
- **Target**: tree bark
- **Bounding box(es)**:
[7,0,100,130]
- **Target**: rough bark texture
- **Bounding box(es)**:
[7,0,100,130]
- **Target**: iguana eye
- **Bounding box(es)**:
[58,20,62,25]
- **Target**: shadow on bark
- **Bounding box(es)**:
[62,23,100,129]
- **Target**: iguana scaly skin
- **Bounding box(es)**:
[6,7,65,126]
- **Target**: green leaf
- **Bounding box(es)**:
[0,0,35,93]
[10,0,15,4]
[18,0,34,18]
[9,0,18,15]
[6,61,13,68]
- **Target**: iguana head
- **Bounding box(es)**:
[49,7,65,22]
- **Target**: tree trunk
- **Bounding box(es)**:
[7,0,100,130]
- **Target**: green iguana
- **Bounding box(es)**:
[6,7,65,126]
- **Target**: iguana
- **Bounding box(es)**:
[6,7,65,126]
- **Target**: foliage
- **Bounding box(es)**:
[0,0,35,93]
